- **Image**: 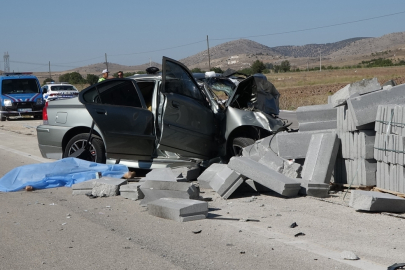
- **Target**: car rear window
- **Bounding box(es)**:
[2,79,40,94]
[50,85,77,91]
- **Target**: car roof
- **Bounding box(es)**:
[0,74,39,81]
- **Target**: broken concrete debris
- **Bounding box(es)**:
[147,198,208,222]
[92,177,128,197]
[341,250,360,260]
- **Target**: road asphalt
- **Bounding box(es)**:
[0,118,404,270]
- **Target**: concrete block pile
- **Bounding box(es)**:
[374,104,405,193]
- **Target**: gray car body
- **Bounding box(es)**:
[36,57,285,168]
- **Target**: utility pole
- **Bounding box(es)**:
[319,50,322,72]
[3,52,10,73]
[105,53,108,70]
[48,61,52,80]
[207,35,211,71]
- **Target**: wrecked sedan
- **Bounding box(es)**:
[36,57,286,168]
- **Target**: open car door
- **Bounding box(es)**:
[79,79,155,160]
[158,57,217,159]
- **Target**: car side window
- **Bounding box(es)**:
[82,80,143,108]
[164,60,203,101]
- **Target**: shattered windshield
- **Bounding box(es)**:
[205,77,236,101]
[2,79,40,94]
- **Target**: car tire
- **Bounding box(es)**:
[63,133,106,163]
[232,137,255,157]
[0,114,6,121]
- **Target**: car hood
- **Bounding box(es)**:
[226,74,280,115]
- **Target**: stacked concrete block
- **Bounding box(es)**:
[374,104,405,193]
[147,198,208,222]
[228,157,301,197]
[330,78,381,106]
[91,177,128,197]
[302,133,339,184]
[139,181,199,205]
[347,83,405,128]
[208,165,245,199]
[296,104,337,132]
[120,183,144,201]
[349,190,405,212]
[276,130,333,159]
[337,105,356,132]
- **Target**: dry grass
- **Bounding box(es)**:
[268,66,405,110]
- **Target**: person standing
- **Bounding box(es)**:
[98,69,110,82]
[117,71,124,78]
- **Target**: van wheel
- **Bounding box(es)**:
[0,114,6,121]
[232,137,255,157]
[63,133,106,163]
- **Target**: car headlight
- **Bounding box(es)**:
[36,98,44,105]
[4,99,12,106]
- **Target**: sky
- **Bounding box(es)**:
[1,0,404,72]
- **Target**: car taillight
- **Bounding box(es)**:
[43,101,48,124]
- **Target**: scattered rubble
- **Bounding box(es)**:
[92,177,128,197]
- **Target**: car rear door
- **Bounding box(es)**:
[158,57,217,159]
[79,79,155,160]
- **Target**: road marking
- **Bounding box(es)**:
[0,145,50,163]
[229,222,386,270]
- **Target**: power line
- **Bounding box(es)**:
[210,10,405,41]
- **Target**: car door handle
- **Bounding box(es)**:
[95,109,107,115]
[172,101,180,109]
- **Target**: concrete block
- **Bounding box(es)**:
[172,166,201,181]
[347,83,405,128]
[296,104,337,123]
[120,183,144,201]
[258,150,284,173]
[139,181,199,205]
[228,157,301,197]
[276,130,334,159]
[222,177,244,199]
[257,135,279,157]
[145,168,185,182]
[197,163,225,189]
[242,143,261,161]
[298,179,330,198]
[349,190,405,212]
[209,166,244,197]
[245,179,271,192]
[72,179,94,195]
[91,177,127,197]
[298,120,337,132]
[330,78,381,106]
[301,133,339,184]
[147,198,208,222]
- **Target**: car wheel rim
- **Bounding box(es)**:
[68,139,97,161]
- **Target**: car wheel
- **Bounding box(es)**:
[0,114,6,121]
[63,133,106,163]
[232,137,255,157]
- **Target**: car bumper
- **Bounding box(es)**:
[0,107,43,117]
[37,125,71,159]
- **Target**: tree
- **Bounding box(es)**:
[210,67,223,73]
[86,74,99,85]
[191,67,204,73]
[265,63,274,70]
[251,60,266,74]
[42,78,54,85]
[280,60,291,72]
[59,72,86,84]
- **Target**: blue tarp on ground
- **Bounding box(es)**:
[0,157,128,192]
